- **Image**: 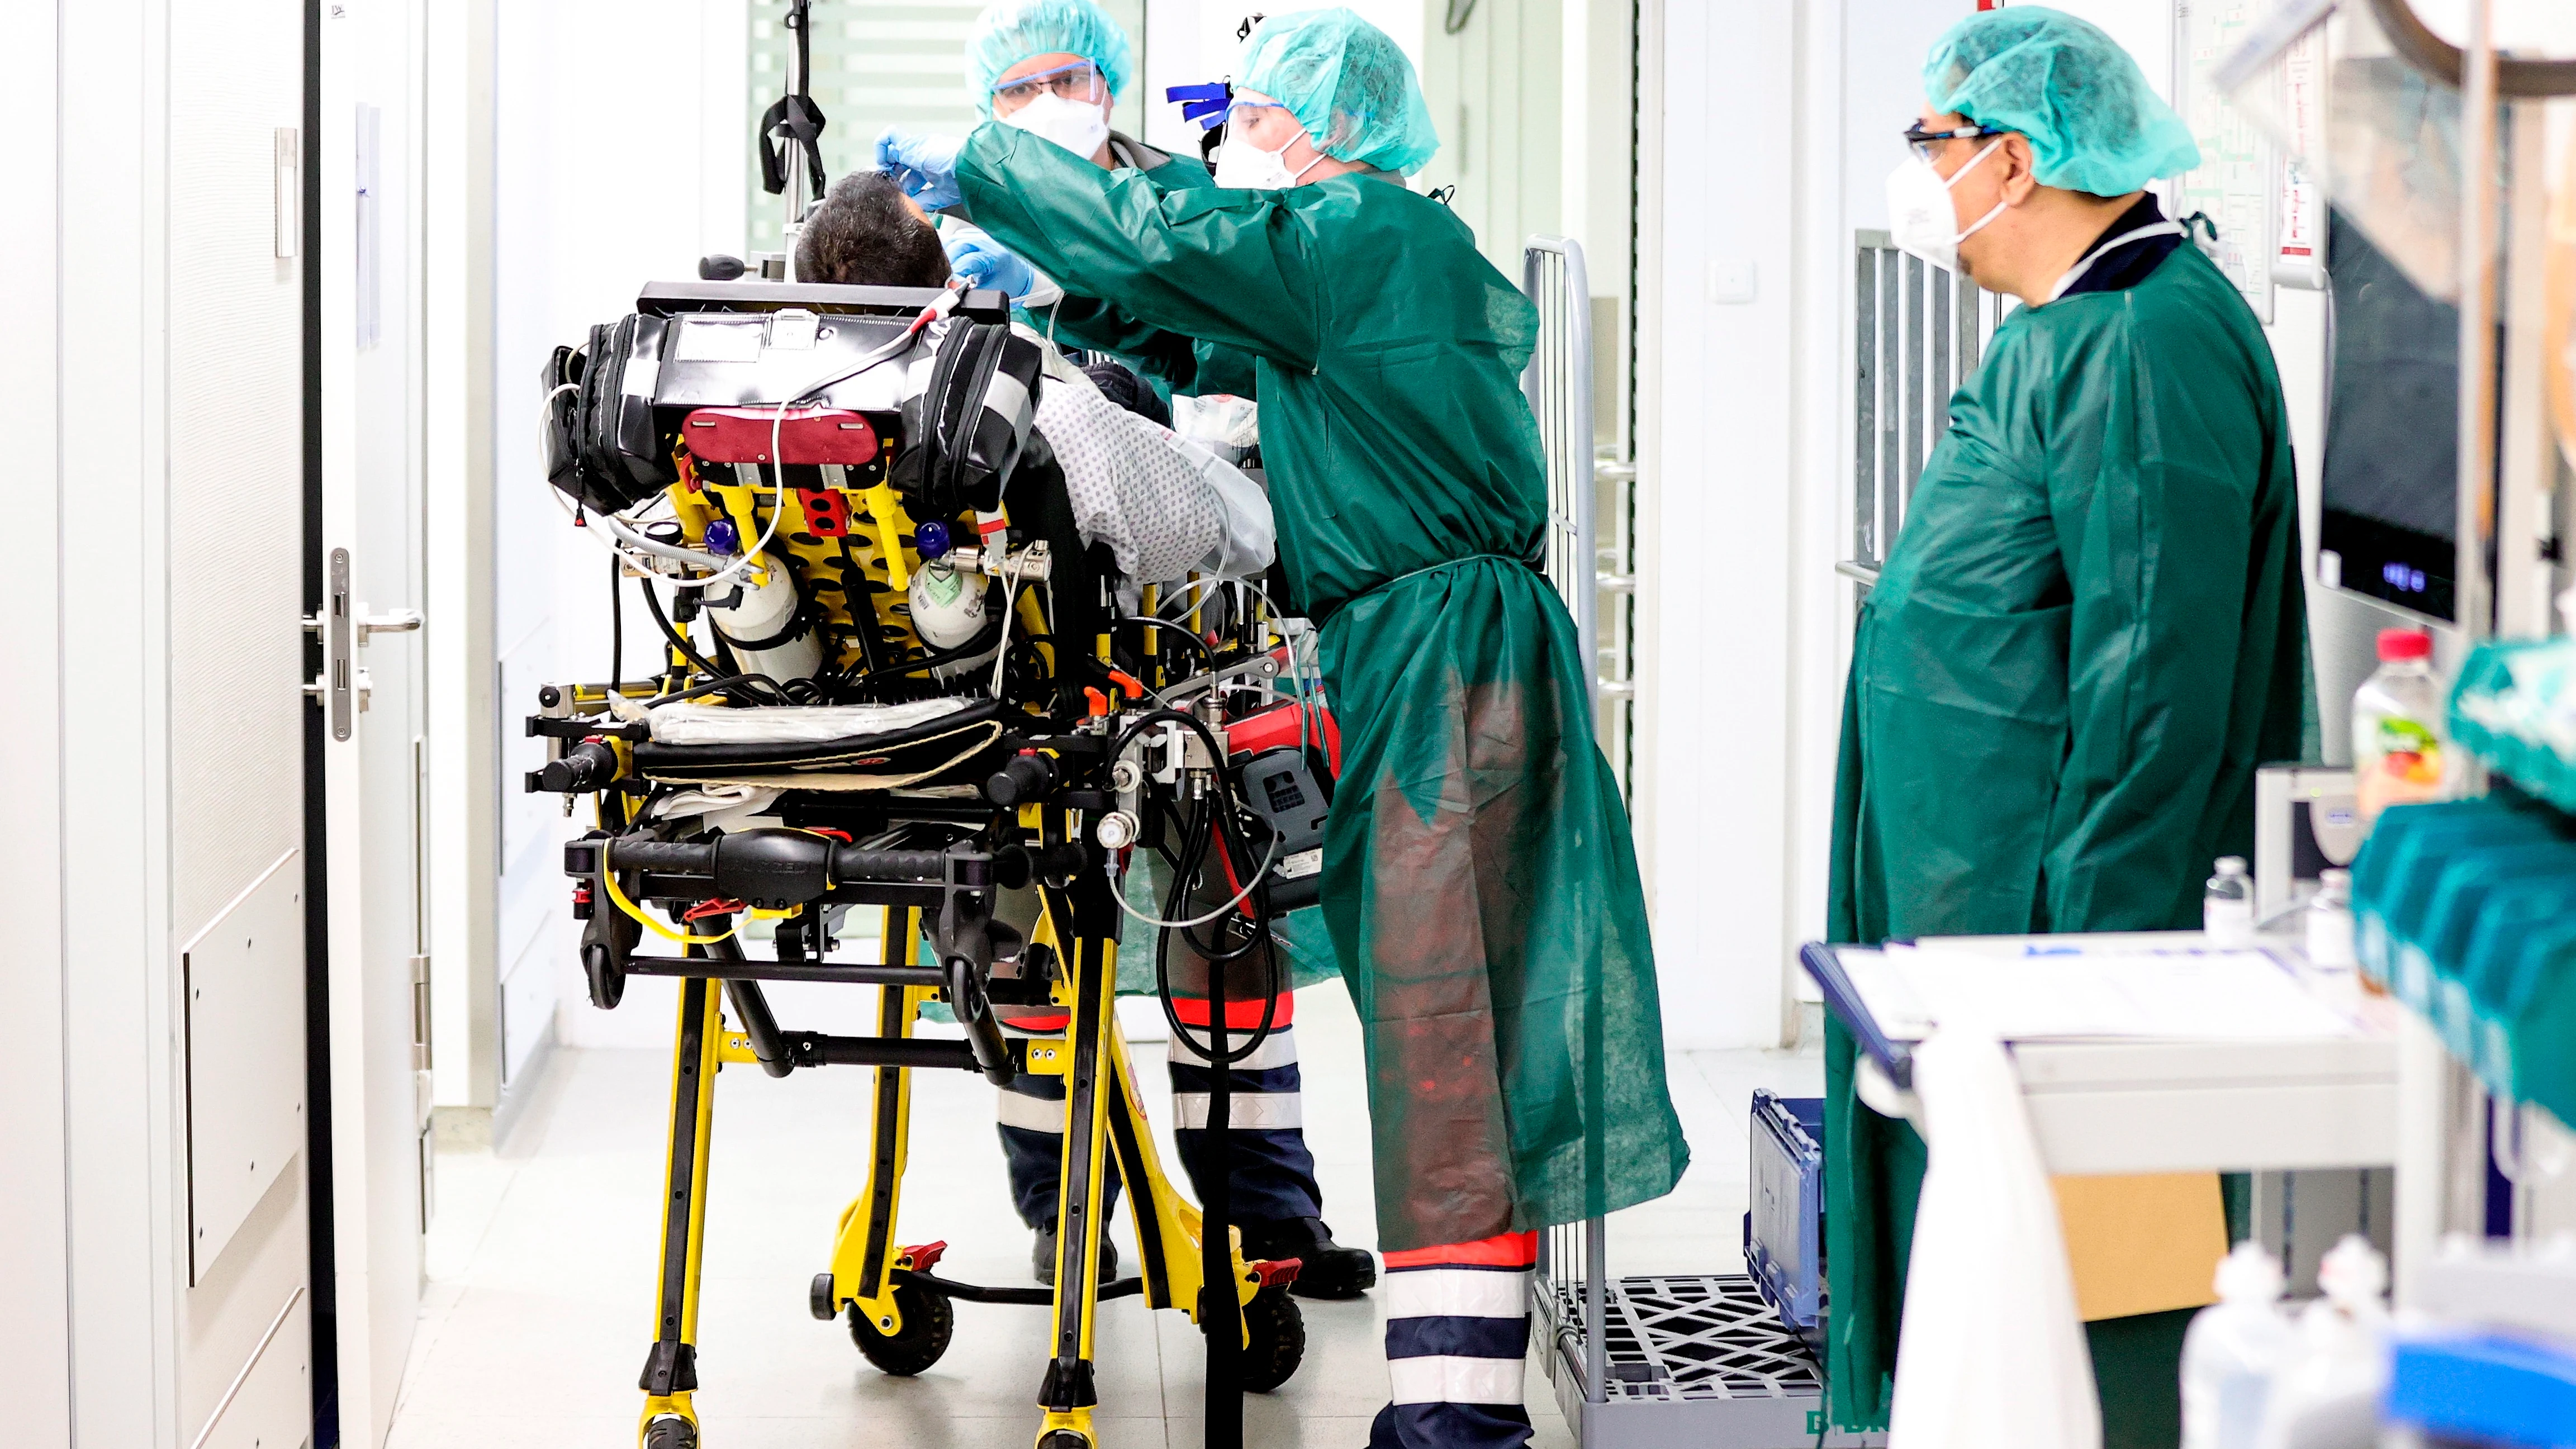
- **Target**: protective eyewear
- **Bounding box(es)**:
[1903,122,2008,164]
[992,59,1106,108]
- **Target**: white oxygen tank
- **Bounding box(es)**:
[907,520,989,649]
[704,553,823,685]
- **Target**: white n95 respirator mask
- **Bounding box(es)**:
[1213,126,1327,190]
[1884,139,2006,273]
[1000,92,1110,162]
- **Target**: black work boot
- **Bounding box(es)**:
[1238,1217,1376,1299]
[1032,1224,1118,1287]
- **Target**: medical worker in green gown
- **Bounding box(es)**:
[881,11,1688,1447]
[1825,10,2309,1446]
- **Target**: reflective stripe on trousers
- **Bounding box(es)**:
[992,991,1321,1225]
[1370,1231,1536,1449]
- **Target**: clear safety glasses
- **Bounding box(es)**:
[992,59,1106,110]
[1220,98,1292,132]
[1902,121,2008,164]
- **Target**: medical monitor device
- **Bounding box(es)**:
[2316,210,2497,625]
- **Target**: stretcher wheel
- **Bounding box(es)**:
[641,1414,698,1449]
[1237,1285,1306,1393]
[848,1281,953,1375]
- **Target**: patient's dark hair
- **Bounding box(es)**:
[795,170,951,288]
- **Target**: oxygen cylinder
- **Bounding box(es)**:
[704,554,823,684]
[908,521,989,649]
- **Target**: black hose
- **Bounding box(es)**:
[639,573,724,680]
[638,577,789,704]
[1124,710,1283,1066]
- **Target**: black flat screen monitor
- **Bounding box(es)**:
[2317,210,2498,623]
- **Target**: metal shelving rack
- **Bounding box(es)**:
[1522,236,1883,1449]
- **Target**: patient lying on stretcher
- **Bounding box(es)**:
[794,168,1272,607]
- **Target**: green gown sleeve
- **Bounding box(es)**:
[1036,293,1261,397]
[2036,313,2288,931]
[959,123,1323,374]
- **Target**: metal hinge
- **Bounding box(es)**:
[409,953,433,1071]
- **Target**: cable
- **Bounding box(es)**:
[836,582,1023,692]
[637,576,790,704]
[1106,710,1281,932]
[1111,615,1219,669]
[609,555,624,693]
[1156,572,1321,769]
[988,548,1029,699]
[1149,794,1284,1067]
[600,866,737,946]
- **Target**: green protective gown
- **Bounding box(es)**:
[1823,241,2310,1441]
[961,123,1690,1252]
[1027,134,1261,400]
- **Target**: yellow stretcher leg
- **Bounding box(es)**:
[638,975,724,1449]
[1033,892,1119,1449]
[819,908,956,1372]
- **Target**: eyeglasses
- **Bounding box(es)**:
[992,59,1106,110]
[1901,122,2008,164]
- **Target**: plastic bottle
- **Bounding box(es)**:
[2352,628,2449,827]
[2205,856,2255,948]
[907,520,988,649]
[2181,1242,2294,1449]
[2252,1236,2390,1449]
[2305,869,2356,971]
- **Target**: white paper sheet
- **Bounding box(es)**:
[1881,943,2361,1042]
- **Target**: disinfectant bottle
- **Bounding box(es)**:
[2181,1242,2294,1449]
[2353,629,2449,827]
[908,520,988,649]
[2252,1236,2390,1449]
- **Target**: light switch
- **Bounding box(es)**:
[1708,259,1758,305]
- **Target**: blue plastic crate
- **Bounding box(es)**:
[1745,1090,1825,1345]
[2387,1329,2576,1446]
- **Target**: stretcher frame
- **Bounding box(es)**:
[620,876,1294,1449]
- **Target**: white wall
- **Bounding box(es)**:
[483,0,748,1060]
[1,3,73,1440]
[1635,0,1809,1048]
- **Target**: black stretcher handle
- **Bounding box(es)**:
[599,833,953,907]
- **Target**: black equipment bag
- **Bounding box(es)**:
[542,312,678,514]
[891,319,1044,519]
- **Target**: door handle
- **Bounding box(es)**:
[359,607,423,642]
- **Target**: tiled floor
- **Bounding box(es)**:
[389,981,1820,1448]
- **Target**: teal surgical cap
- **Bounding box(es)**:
[1239,8,1439,175]
[965,0,1135,117]
[1923,7,2200,197]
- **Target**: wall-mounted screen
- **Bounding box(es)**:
[2317,210,2481,623]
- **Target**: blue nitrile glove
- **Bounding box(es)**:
[945,234,1038,301]
[874,126,965,211]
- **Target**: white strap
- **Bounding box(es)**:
[2047,221,2186,302]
